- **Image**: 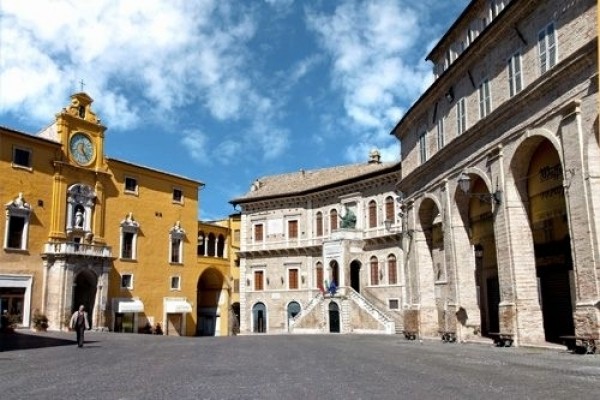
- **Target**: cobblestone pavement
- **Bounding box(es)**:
[0,331,599,400]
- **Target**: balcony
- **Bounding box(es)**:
[42,242,112,258]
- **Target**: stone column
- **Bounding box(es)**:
[559,100,600,338]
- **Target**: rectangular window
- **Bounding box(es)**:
[121,232,134,259]
[254,270,264,291]
[539,23,557,74]
[234,229,240,243]
[388,299,399,310]
[288,220,298,239]
[478,79,491,119]
[172,188,183,203]
[437,117,444,149]
[254,224,264,242]
[171,238,181,263]
[233,279,240,293]
[457,98,467,134]
[419,131,427,164]
[12,147,31,168]
[7,216,25,249]
[508,52,523,97]
[125,177,138,193]
[121,274,133,289]
[170,276,181,290]
[288,268,299,290]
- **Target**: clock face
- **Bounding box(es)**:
[69,133,95,165]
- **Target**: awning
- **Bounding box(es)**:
[117,299,144,313]
[165,299,192,313]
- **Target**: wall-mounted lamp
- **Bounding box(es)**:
[457,172,502,205]
[280,276,284,285]
[301,275,306,284]
[445,87,455,103]
[384,219,394,231]
[246,278,251,286]
[266,277,270,286]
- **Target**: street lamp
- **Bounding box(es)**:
[457,172,502,205]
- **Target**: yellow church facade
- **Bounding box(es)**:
[0,93,234,336]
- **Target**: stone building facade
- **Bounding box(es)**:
[232,152,405,335]
[392,0,599,347]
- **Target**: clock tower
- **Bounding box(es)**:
[55,92,106,170]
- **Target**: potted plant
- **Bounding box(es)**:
[1,311,17,333]
[32,310,49,332]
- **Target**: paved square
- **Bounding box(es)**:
[1,331,599,399]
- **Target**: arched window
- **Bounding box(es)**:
[287,301,301,320]
[368,200,377,228]
[370,256,379,286]
[207,233,216,257]
[315,262,323,290]
[316,212,323,237]
[217,234,225,257]
[385,196,395,223]
[330,209,338,231]
[387,254,397,285]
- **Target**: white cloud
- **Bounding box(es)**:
[181,130,209,164]
[0,0,294,162]
[305,0,440,162]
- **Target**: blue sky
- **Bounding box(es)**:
[0,0,469,220]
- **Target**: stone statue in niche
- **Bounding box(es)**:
[75,209,84,228]
[340,206,356,229]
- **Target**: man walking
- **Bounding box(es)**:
[70,305,90,347]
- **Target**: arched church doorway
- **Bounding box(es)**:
[252,302,266,333]
[527,141,574,343]
[350,260,361,293]
[73,270,97,328]
[197,268,224,336]
[329,302,340,333]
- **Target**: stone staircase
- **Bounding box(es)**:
[345,287,395,334]
[289,291,324,331]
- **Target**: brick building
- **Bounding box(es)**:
[393,0,599,346]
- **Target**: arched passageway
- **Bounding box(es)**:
[527,141,574,343]
[197,268,224,336]
[73,270,97,329]
[252,302,266,333]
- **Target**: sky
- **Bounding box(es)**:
[0,0,469,221]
